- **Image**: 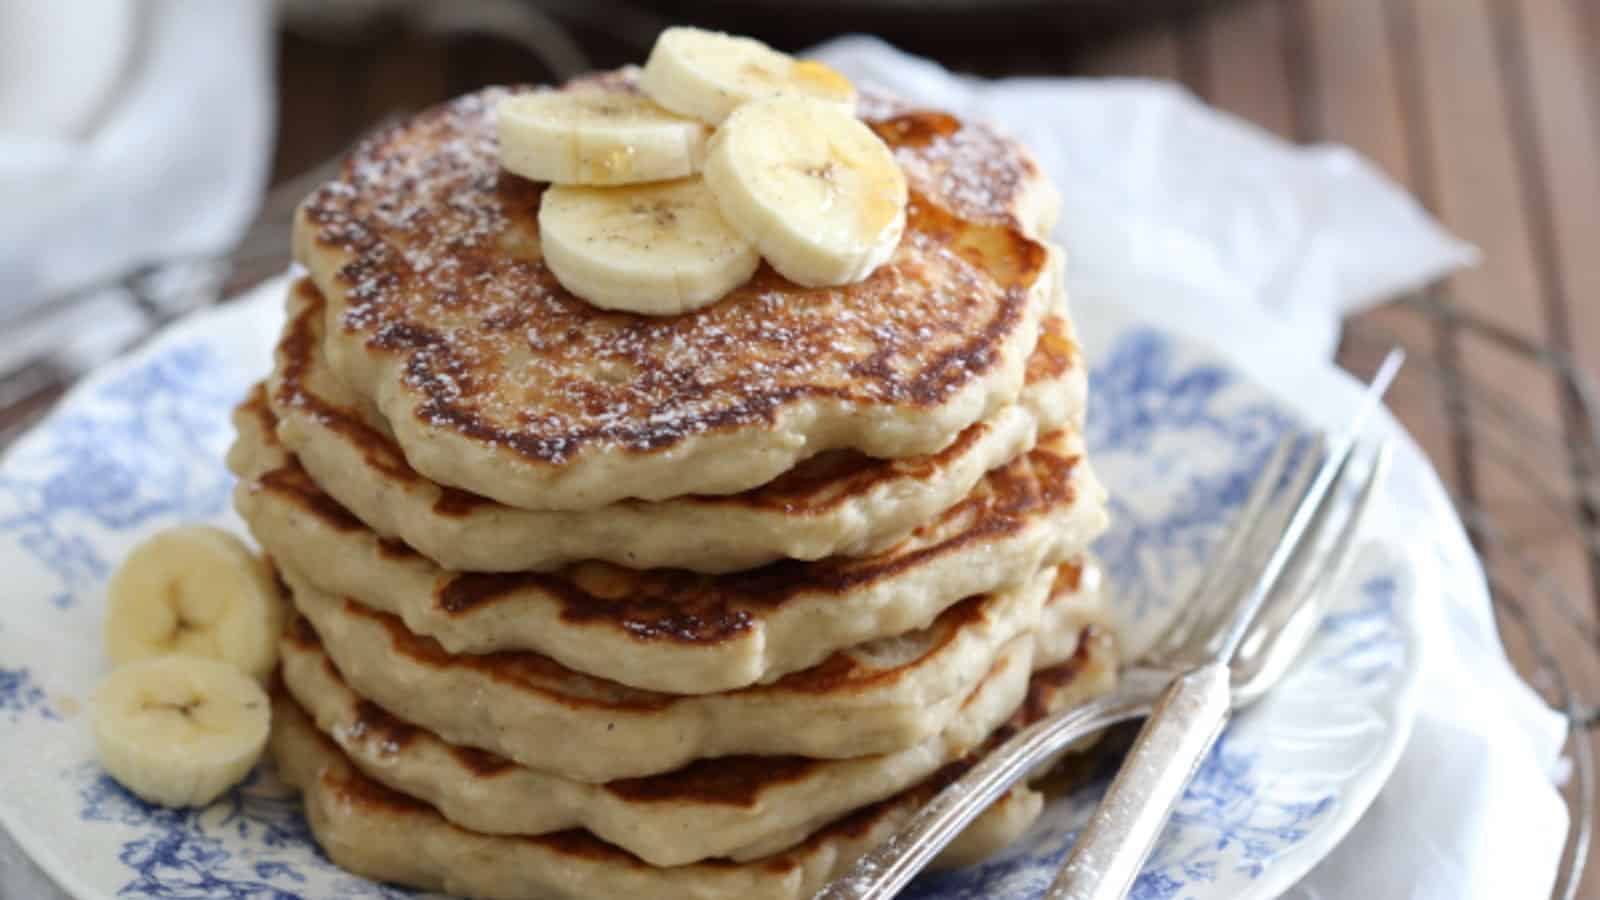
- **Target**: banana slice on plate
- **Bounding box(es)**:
[641,27,856,125]
[539,177,760,315]
[93,656,271,808]
[705,97,908,287]
[104,526,286,682]
[496,90,710,186]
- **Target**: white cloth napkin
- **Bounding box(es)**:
[813,35,1569,898]
[0,0,273,374]
[0,4,270,891]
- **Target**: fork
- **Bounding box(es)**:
[816,353,1401,900]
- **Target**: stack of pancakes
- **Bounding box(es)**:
[228,77,1117,899]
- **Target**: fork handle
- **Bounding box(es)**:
[1046,662,1233,900]
[814,672,1167,900]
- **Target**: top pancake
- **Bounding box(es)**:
[293,73,1062,509]
[266,277,1085,573]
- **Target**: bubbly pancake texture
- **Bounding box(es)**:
[276,560,1101,783]
[292,75,1062,509]
[279,563,1109,863]
[267,277,1087,572]
[229,396,1108,696]
[278,568,1109,864]
[280,620,1112,865]
[269,627,1118,900]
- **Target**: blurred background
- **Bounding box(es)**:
[272,3,1600,894]
[1,0,1597,893]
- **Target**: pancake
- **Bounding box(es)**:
[292,75,1062,510]
[853,90,1061,239]
[266,276,1087,573]
[278,560,1103,782]
[279,608,1115,866]
[270,632,1118,900]
[280,566,1109,863]
[229,399,1107,695]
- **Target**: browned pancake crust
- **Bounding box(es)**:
[324,630,1106,810]
[282,614,1081,809]
[435,444,1079,643]
[295,81,1051,470]
[271,277,1081,519]
[274,624,1113,870]
[242,382,1083,647]
[278,553,1075,718]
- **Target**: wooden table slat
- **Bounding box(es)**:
[1300,0,1415,187]
[272,34,366,182]
[1291,0,1469,493]
[1406,0,1551,339]
[1194,0,1297,138]
[362,31,452,125]
[1400,0,1580,626]
[1504,0,1600,385]
[1072,22,1184,81]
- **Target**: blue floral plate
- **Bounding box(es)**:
[0,280,1423,900]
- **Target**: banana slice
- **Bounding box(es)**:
[496,90,710,186]
[705,97,908,287]
[539,177,760,314]
[640,27,855,125]
[104,526,286,683]
[93,656,271,808]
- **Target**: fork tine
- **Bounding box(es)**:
[1154,432,1324,659]
[1194,433,1307,601]
[1148,432,1305,657]
[1187,432,1363,661]
[1207,352,1404,663]
[1234,441,1391,693]
[1195,435,1328,634]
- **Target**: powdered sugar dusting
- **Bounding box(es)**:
[860,89,1039,231]
[297,82,1051,464]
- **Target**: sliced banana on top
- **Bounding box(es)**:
[104,526,286,683]
[705,97,908,288]
[94,656,271,808]
[539,177,760,315]
[641,27,856,125]
[496,90,710,186]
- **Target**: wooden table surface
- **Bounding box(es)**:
[272,0,1600,892]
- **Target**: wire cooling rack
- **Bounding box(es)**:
[1342,292,1599,900]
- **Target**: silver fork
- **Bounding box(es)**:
[817,352,1401,900]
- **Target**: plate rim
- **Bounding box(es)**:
[1239,538,1428,898]
[0,279,1431,900]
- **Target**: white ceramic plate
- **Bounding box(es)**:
[0,281,1423,900]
